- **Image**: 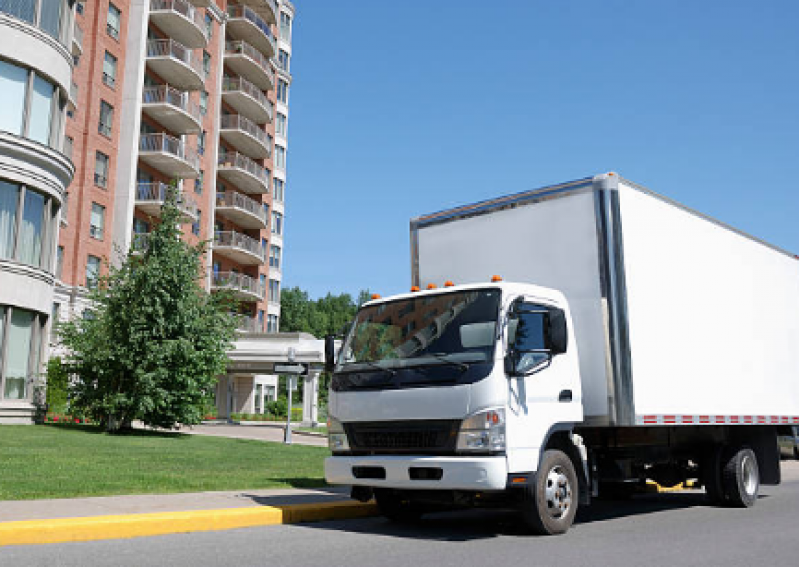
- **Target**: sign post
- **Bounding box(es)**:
[283,348,298,444]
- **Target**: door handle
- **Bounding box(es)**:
[558,390,573,403]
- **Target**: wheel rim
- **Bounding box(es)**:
[741,454,757,495]
[544,465,572,519]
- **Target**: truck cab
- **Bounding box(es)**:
[325,281,585,534]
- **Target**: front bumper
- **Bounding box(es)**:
[325,455,508,491]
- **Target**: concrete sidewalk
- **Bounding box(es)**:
[0,487,376,546]
[174,422,328,447]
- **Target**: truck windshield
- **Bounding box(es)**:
[333,289,500,390]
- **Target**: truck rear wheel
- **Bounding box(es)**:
[522,449,578,535]
[721,447,759,508]
[374,489,423,523]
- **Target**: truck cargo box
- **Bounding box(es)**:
[410,173,799,427]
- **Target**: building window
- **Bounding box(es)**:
[94,151,109,188]
[204,13,213,39]
[0,180,57,271]
[202,51,211,75]
[271,211,282,235]
[107,3,121,40]
[200,90,208,115]
[86,255,101,288]
[103,51,117,87]
[198,130,205,156]
[89,203,105,240]
[269,245,281,270]
[275,112,287,137]
[269,279,280,303]
[273,178,284,202]
[278,49,290,72]
[195,170,203,194]
[267,314,279,333]
[277,79,288,103]
[99,100,113,137]
[192,208,201,236]
[275,145,286,170]
[0,60,58,147]
[76,1,84,15]
[0,0,66,41]
[279,11,291,39]
[0,307,44,401]
[56,245,64,279]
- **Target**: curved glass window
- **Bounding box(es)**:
[0,305,44,401]
[0,179,55,270]
[0,58,60,148]
[0,0,67,43]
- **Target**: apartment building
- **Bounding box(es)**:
[0,0,294,423]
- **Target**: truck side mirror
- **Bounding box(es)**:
[324,335,336,373]
[547,308,568,355]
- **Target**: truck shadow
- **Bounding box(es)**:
[295,490,766,541]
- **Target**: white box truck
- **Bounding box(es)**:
[324,173,799,534]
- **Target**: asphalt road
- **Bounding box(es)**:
[5,462,799,567]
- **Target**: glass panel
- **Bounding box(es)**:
[0,0,36,24]
[4,309,35,400]
[0,60,27,136]
[0,181,19,259]
[29,75,55,145]
[19,189,44,265]
[39,0,63,38]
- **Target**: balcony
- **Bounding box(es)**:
[221,76,272,124]
[146,39,206,91]
[68,82,78,111]
[139,133,200,178]
[239,0,277,25]
[213,230,266,265]
[135,182,199,222]
[212,271,265,303]
[149,0,208,49]
[72,22,83,55]
[131,233,151,255]
[236,315,263,334]
[226,5,276,59]
[217,151,269,194]
[224,41,274,92]
[215,190,267,229]
[141,85,202,135]
[220,114,271,160]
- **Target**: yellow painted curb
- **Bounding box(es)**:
[0,500,379,547]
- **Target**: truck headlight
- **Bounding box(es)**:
[327,417,350,453]
[456,408,505,453]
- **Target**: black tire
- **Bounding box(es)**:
[522,449,578,535]
[374,489,423,523]
[721,446,759,508]
[703,446,726,505]
[793,445,799,461]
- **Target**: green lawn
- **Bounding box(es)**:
[0,425,330,500]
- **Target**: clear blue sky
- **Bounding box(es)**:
[283,0,799,300]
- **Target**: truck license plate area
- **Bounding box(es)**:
[409,467,443,481]
[346,420,459,455]
[352,466,386,480]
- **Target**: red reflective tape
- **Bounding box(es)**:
[682,416,694,423]
[715,416,726,423]
[699,416,710,423]
[730,416,740,424]
[743,416,753,424]
[757,416,766,423]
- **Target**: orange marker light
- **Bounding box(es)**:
[491,275,503,282]
[444,280,455,287]
[410,286,420,292]
[371,294,381,300]
[426,283,437,290]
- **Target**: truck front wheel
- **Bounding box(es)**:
[522,449,578,535]
[722,447,759,508]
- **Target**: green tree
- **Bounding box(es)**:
[58,191,237,432]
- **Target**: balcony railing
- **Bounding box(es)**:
[213,230,266,261]
[216,190,268,224]
[149,0,209,47]
[224,40,275,83]
[146,39,206,80]
[142,85,202,123]
[220,114,271,153]
[139,133,200,172]
[227,5,276,54]
[222,76,272,121]
[136,182,199,219]
[131,233,151,254]
[212,271,265,300]
[63,137,73,161]
[236,315,262,334]
[217,151,270,191]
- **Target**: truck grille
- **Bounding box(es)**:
[345,420,460,455]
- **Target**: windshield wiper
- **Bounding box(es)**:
[340,360,397,377]
[415,353,470,373]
